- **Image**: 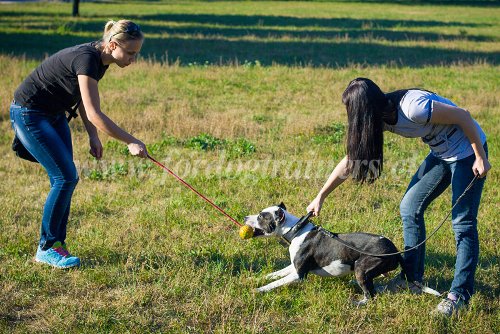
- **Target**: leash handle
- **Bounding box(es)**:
[148,154,242,227]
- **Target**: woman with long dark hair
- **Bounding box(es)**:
[307,78,490,316]
[10,20,148,269]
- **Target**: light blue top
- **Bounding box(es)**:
[384,90,486,161]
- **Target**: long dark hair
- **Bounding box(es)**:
[342,78,388,183]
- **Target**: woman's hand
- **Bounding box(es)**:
[431,103,490,178]
[307,195,324,217]
[89,136,103,159]
[473,156,491,178]
[128,140,148,158]
[306,156,350,217]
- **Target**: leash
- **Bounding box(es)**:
[148,155,242,227]
[319,174,479,257]
[148,152,478,252]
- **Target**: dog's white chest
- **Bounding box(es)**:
[312,260,352,277]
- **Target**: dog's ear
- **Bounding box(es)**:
[277,202,286,211]
[275,207,285,224]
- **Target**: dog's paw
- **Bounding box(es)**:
[351,297,369,307]
[374,284,387,294]
[264,274,280,280]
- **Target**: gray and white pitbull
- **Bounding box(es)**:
[245,203,414,305]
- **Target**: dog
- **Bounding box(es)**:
[244,203,439,305]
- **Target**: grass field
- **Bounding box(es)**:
[0,1,499,333]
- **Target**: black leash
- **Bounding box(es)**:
[286,175,479,257]
[326,175,478,257]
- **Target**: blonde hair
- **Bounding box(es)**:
[103,20,143,44]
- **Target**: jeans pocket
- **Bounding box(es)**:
[10,104,22,129]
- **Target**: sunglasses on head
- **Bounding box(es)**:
[109,23,141,41]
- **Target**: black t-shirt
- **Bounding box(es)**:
[14,41,108,114]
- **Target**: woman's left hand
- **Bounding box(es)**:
[89,136,103,159]
[472,156,491,178]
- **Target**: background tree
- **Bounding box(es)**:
[72,0,80,17]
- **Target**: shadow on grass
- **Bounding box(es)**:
[2,12,495,42]
[425,250,499,297]
[61,18,495,42]
[1,31,498,68]
[188,246,498,298]
[66,0,500,7]
[147,36,498,67]
[344,0,499,7]
[0,12,493,29]
[81,248,173,270]
[146,26,496,43]
[110,14,491,29]
[18,0,494,7]
[190,247,275,276]
[1,12,498,67]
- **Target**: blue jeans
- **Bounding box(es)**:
[10,103,79,250]
[399,144,487,302]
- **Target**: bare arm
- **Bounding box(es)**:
[79,103,102,159]
[79,102,98,139]
[431,101,490,177]
[307,155,350,216]
[78,74,148,158]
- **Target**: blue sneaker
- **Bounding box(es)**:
[35,241,80,269]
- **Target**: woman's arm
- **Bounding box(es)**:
[78,74,148,158]
[431,101,490,177]
[79,102,98,139]
[307,155,350,216]
[79,103,103,159]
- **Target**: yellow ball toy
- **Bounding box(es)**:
[239,225,254,239]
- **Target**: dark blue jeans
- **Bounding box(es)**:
[10,103,78,250]
[400,144,487,302]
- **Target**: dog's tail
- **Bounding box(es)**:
[397,254,408,276]
[396,254,442,297]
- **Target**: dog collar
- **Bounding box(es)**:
[281,211,314,244]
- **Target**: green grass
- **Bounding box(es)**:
[0,1,499,333]
[1,1,499,66]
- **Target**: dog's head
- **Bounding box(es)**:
[244,202,289,238]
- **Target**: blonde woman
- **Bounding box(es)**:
[10,20,148,269]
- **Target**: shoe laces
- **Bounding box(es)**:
[53,246,69,257]
[439,298,457,312]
